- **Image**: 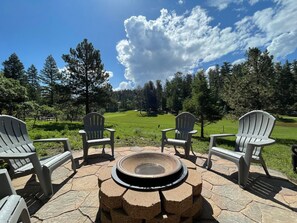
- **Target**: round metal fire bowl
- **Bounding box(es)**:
[112,152,188,190]
[116,152,182,178]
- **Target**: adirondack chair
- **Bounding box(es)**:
[0,115,76,197]
[79,112,115,161]
[161,112,197,158]
[0,169,31,223]
[207,110,276,187]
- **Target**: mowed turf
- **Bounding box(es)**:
[27,110,297,182]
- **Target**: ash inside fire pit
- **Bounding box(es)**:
[112,152,188,190]
[135,163,165,175]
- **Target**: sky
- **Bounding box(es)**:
[1,0,297,90]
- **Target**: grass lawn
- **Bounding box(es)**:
[27,110,297,182]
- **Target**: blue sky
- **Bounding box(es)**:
[1,0,297,90]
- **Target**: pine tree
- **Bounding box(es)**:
[62,39,109,114]
[2,53,26,84]
[40,55,60,106]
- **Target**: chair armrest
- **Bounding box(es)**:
[244,138,275,165]
[210,133,236,138]
[188,130,197,135]
[247,138,275,147]
[0,169,16,196]
[0,152,36,159]
[33,138,72,152]
[161,128,175,140]
[105,128,115,132]
[209,134,236,149]
[79,130,86,135]
[105,128,115,140]
[162,128,175,132]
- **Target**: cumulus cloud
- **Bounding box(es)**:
[114,81,134,91]
[115,0,297,89]
[235,0,297,58]
[116,6,238,87]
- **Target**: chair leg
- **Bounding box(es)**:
[161,141,165,153]
[111,143,114,157]
[206,152,212,170]
[70,156,77,172]
[83,147,89,162]
[260,157,270,177]
[184,145,190,158]
[19,199,31,223]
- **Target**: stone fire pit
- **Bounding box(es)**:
[112,152,187,190]
[98,152,203,223]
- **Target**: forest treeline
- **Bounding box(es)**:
[1,39,297,136]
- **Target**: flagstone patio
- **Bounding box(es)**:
[12,146,297,223]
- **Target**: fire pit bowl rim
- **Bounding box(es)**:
[116,152,182,179]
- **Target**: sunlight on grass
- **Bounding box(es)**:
[26,110,297,183]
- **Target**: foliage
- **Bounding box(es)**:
[2,53,26,84]
[0,72,27,115]
[165,72,192,114]
[40,55,61,106]
[62,38,110,114]
[222,48,275,115]
[26,64,41,102]
[183,71,222,138]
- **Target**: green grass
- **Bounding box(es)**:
[26,111,297,182]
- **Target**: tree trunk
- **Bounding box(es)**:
[200,114,204,138]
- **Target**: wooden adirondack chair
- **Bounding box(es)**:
[0,115,76,197]
[161,112,197,158]
[207,110,276,187]
[79,112,115,161]
[0,169,31,223]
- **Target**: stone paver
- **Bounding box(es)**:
[11,146,297,223]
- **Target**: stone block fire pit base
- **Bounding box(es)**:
[98,156,203,223]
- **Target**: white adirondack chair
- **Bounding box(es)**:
[0,115,76,197]
[79,112,115,161]
[161,112,197,158]
[207,110,276,187]
[0,169,31,223]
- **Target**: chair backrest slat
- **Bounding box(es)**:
[83,112,105,140]
[235,110,275,156]
[175,112,197,140]
[0,116,34,171]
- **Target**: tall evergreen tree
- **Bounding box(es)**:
[26,64,41,102]
[183,71,221,138]
[222,48,275,115]
[155,80,163,112]
[40,55,60,106]
[143,81,157,114]
[2,53,26,84]
[62,39,109,114]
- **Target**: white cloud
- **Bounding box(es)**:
[205,65,216,76]
[248,0,260,5]
[206,0,243,10]
[232,58,246,65]
[235,0,297,59]
[116,6,238,87]
[178,0,184,5]
[116,1,297,88]
[106,70,113,78]
[114,81,134,91]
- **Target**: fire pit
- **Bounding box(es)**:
[99,151,203,222]
[112,152,188,190]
